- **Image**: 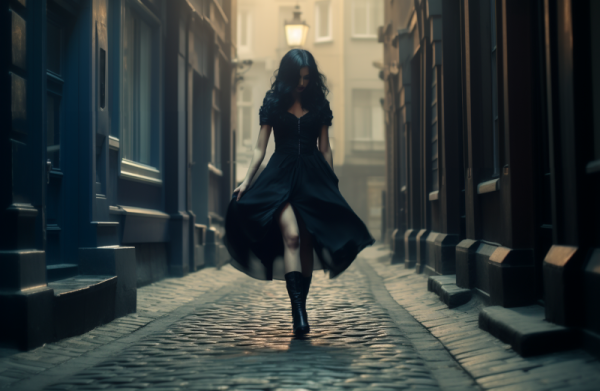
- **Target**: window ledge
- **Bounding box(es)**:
[121,159,162,185]
[91,221,119,227]
[109,205,125,215]
[315,38,333,44]
[351,35,378,40]
[119,205,170,219]
[49,169,64,179]
[477,178,500,194]
[428,190,439,201]
[586,159,600,174]
[109,136,120,151]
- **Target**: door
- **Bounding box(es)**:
[533,0,553,301]
[46,3,77,281]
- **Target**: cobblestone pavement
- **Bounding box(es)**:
[3,251,477,391]
[3,245,599,391]
[0,266,243,390]
[365,247,600,391]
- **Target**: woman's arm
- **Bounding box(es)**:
[234,124,272,200]
[318,125,333,169]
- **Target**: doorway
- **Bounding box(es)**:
[46,2,78,281]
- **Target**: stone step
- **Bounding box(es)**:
[479,305,580,356]
[47,263,78,282]
[49,275,118,341]
[427,274,472,308]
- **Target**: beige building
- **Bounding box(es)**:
[235,0,384,240]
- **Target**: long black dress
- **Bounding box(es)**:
[224,100,375,280]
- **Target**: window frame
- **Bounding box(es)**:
[117,0,163,185]
[315,1,333,43]
[237,8,252,53]
[237,85,253,147]
[489,0,500,178]
[431,66,440,192]
[351,0,382,39]
[351,88,385,151]
[211,55,222,170]
[46,11,68,172]
[589,0,600,172]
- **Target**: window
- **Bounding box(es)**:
[121,2,161,180]
[352,89,385,151]
[46,17,64,169]
[237,9,252,53]
[212,56,221,169]
[431,67,439,191]
[237,85,253,148]
[490,0,500,177]
[399,108,407,188]
[351,0,383,38]
[315,1,332,42]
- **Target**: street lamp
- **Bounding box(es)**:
[285,5,309,47]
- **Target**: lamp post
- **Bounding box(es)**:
[285,5,310,47]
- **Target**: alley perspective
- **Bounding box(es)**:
[2,0,600,391]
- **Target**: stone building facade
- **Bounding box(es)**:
[382,0,600,356]
[1,0,236,350]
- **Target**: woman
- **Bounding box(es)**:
[224,49,375,336]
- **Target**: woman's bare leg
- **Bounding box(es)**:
[280,203,311,335]
[278,203,301,274]
[279,203,310,335]
[297,213,314,278]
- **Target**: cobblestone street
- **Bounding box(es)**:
[2,246,600,391]
[40,267,461,391]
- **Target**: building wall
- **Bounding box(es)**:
[382,0,600,356]
[0,0,237,350]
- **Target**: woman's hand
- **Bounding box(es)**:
[233,181,249,201]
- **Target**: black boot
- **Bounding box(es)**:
[300,274,312,332]
[285,271,310,335]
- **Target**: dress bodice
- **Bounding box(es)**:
[259,100,333,155]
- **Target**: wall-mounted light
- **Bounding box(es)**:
[285,5,309,47]
[232,57,253,90]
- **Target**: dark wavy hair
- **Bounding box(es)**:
[263,49,329,113]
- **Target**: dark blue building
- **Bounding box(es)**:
[1,0,235,350]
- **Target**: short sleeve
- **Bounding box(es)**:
[259,105,271,126]
[259,94,274,126]
[320,101,333,126]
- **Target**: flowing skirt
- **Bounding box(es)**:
[224,148,375,280]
